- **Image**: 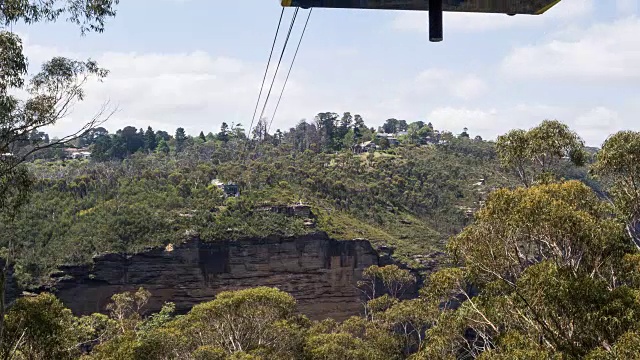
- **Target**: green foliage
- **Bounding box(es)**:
[496,119,586,187]
[1,293,89,360]
[305,316,403,360]
[359,265,416,301]
[1,118,519,288]
[156,137,169,155]
[477,331,561,360]
[0,31,27,91]
[449,180,628,285]
[592,130,640,248]
[1,1,119,348]
[106,287,151,333]
[0,30,109,215]
[8,107,639,360]
[86,331,139,360]
[181,287,300,356]
[423,180,640,359]
[175,127,187,152]
[0,0,119,35]
[586,331,640,359]
[193,346,226,360]
[382,299,432,354]
[144,126,157,151]
[85,287,307,359]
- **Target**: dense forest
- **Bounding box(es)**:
[3,117,640,359]
[3,115,513,288]
[3,1,640,359]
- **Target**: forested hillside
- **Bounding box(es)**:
[5,1,640,358]
[5,48,640,360]
[4,120,640,359]
[4,115,520,288]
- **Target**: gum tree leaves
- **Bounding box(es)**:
[1,0,119,35]
[592,131,640,249]
[496,120,586,187]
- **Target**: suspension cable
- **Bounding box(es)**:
[247,7,286,140]
[267,8,312,135]
[254,7,300,135]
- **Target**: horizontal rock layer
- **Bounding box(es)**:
[48,232,380,321]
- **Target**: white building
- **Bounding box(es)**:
[70,151,91,160]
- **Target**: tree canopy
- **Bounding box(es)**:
[1,3,639,355]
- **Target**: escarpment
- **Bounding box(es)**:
[46,232,386,321]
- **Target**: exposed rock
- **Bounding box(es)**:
[411,251,448,273]
[376,245,396,266]
[45,232,381,321]
[256,204,312,218]
[256,203,316,228]
[0,259,20,306]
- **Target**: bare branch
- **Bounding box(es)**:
[3,100,117,174]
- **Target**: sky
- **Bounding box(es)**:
[11,0,640,146]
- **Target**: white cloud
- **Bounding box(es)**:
[391,0,593,33]
[617,0,639,15]
[425,104,637,146]
[427,104,640,146]
[426,107,498,135]
[414,69,487,100]
[15,21,635,148]
[572,107,624,145]
[19,30,491,140]
[426,104,569,140]
[574,107,621,130]
[501,16,640,81]
[540,0,595,19]
[25,49,290,137]
[14,28,328,137]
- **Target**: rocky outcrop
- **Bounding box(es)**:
[255,204,312,218]
[46,232,380,321]
[1,259,20,306]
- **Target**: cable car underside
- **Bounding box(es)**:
[281,0,562,42]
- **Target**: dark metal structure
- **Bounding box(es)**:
[280,0,562,41]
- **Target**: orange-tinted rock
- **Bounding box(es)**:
[48,232,380,321]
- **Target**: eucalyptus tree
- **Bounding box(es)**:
[592,131,640,249]
[0,0,119,347]
[496,120,586,187]
[418,181,640,358]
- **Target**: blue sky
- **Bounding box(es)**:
[14,0,640,146]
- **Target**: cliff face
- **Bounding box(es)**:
[1,259,20,306]
[48,232,380,321]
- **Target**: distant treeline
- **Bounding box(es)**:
[13,113,473,161]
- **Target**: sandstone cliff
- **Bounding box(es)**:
[47,232,381,321]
